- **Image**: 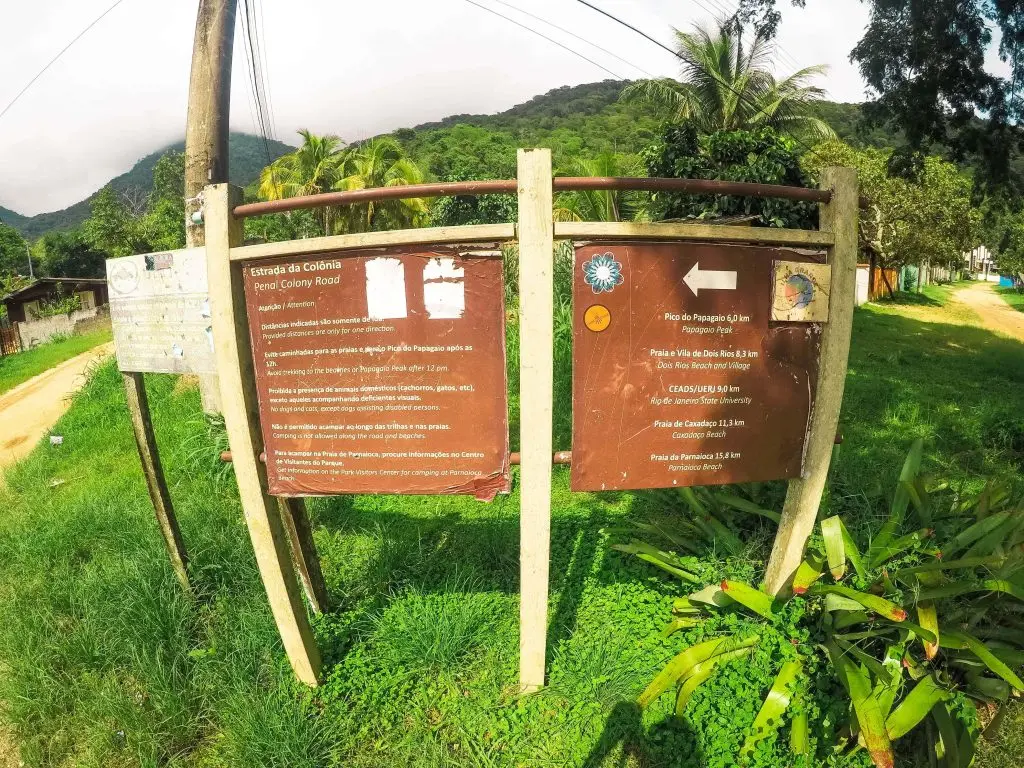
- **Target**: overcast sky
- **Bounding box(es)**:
[0,0,944,215]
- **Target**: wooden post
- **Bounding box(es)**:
[764,167,859,595]
[204,183,322,686]
[122,371,191,592]
[278,498,330,615]
[185,0,238,415]
[517,149,554,692]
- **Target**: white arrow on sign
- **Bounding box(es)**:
[683,262,737,296]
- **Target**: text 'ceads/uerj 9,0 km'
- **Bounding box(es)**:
[242,246,511,500]
[570,241,831,492]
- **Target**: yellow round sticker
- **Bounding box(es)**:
[584,304,611,333]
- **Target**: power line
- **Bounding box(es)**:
[461,0,627,80]
[487,0,653,78]
[0,0,128,122]
[238,0,274,163]
[254,0,278,139]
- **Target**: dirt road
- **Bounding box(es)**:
[0,343,113,472]
[952,282,1024,342]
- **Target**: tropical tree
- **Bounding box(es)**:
[621,21,834,141]
[259,130,348,234]
[804,141,979,294]
[335,137,427,232]
[0,223,28,277]
[553,152,648,222]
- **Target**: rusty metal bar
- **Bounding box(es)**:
[231,177,859,218]
[232,180,519,218]
[553,176,833,205]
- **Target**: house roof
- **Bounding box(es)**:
[1,277,107,303]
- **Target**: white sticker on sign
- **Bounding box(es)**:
[365,258,408,320]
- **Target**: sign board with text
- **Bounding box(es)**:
[571,241,827,492]
[106,248,217,375]
[242,246,510,499]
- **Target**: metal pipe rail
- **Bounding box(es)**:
[232,176,843,218]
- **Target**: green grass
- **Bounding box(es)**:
[0,282,1022,767]
[996,285,1024,313]
[0,328,111,395]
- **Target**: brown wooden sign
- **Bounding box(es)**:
[571,241,824,492]
[242,246,510,499]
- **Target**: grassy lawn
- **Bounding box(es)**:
[0,329,112,396]
[996,285,1024,313]
[0,286,1022,767]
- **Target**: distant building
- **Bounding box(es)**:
[1,277,108,323]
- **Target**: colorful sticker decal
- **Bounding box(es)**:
[583,304,611,332]
[582,253,624,294]
[771,260,831,322]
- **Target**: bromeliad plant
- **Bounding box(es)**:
[617,440,1024,767]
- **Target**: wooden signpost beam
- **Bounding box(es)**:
[517,149,555,693]
[204,182,322,686]
[122,372,191,592]
[764,167,859,595]
[278,498,330,615]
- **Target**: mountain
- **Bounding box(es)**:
[2,82,904,241]
[0,133,293,240]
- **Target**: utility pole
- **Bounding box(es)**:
[185,0,238,414]
[26,244,33,279]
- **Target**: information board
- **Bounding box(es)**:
[571,241,826,492]
[242,246,510,499]
[106,248,217,375]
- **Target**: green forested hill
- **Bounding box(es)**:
[2,82,902,241]
[0,133,292,239]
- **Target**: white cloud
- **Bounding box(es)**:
[0,0,877,215]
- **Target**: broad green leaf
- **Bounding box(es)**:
[870,528,934,569]
[835,638,892,684]
[918,579,1024,603]
[704,515,744,556]
[873,439,924,558]
[714,492,781,523]
[942,630,1024,691]
[638,636,757,708]
[876,644,905,717]
[720,580,776,619]
[688,584,734,609]
[886,676,948,740]
[790,705,809,756]
[834,610,871,630]
[740,660,803,762]
[916,601,939,660]
[896,555,1005,577]
[611,541,700,582]
[792,556,824,595]
[841,518,867,580]
[931,701,960,768]
[674,646,754,715]
[809,585,908,622]
[661,617,700,638]
[679,487,708,516]
[828,643,895,768]
[823,516,846,580]
[944,512,1011,558]
[825,592,865,613]
[963,514,1024,559]
[967,674,1010,703]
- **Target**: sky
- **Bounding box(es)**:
[0,0,888,215]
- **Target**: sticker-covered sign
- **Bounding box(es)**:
[106,248,216,374]
[243,246,510,499]
[571,242,825,492]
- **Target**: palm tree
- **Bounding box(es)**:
[553,152,648,222]
[621,22,835,141]
[259,130,348,234]
[334,137,427,232]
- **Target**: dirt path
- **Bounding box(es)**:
[952,282,1024,342]
[0,342,114,473]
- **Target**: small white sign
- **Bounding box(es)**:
[107,248,218,374]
